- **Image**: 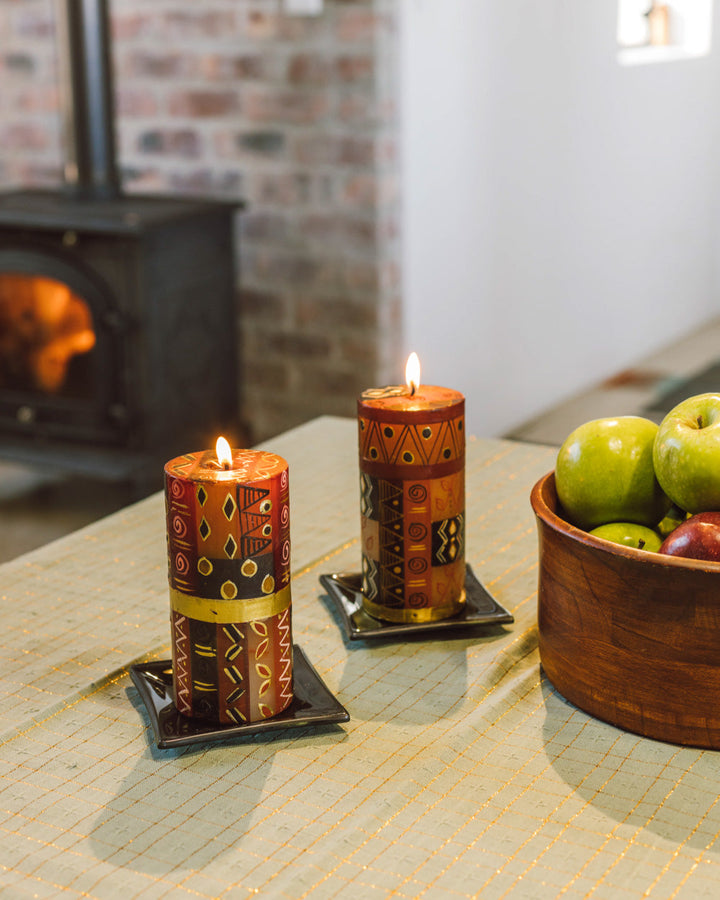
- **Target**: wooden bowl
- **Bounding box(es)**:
[530,470,720,749]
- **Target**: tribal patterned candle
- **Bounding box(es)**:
[164,440,293,724]
[358,354,466,623]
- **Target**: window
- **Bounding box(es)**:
[617,0,713,64]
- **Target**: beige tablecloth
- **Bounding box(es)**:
[1,416,718,899]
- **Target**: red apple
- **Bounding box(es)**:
[658,511,720,561]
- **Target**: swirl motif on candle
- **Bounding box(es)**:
[170,477,186,499]
[174,552,190,576]
[172,515,188,538]
[408,522,427,540]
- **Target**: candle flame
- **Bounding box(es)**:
[216,436,232,469]
[405,352,421,395]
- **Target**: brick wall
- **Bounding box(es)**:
[0,0,401,442]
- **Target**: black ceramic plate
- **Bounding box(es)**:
[320,564,513,641]
[130,644,349,749]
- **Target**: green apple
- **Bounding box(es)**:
[589,522,663,553]
[555,416,671,530]
[657,503,688,538]
[653,393,720,514]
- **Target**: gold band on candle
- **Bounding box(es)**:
[169,585,291,625]
[361,590,466,624]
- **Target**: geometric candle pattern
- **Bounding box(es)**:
[358,384,466,623]
[164,448,293,724]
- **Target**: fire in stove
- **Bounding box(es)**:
[0,274,96,394]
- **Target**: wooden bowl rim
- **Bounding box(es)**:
[530,470,720,574]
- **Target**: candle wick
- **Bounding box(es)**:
[410,383,416,396]
[222,461,231,470]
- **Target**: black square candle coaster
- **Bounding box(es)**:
[130,644,349,750]
[320,564,513,641]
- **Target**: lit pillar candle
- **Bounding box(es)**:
[358,353,466,623]
[164,439,293,724]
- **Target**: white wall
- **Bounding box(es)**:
[400,0,720,438]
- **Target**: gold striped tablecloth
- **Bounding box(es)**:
[1,416,716,899]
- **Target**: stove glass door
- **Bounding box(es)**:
[0,272,96,398]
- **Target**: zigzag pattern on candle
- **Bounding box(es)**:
[359,416,464,467]
[360,472,376,518]
[432,514,465,565]
[172,612,192,716]
[277,606,293,704]
[378,479,405,608]
[362,557,379,601]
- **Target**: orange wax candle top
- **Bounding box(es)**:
[358,352,464,414]
[359,384,464,412]
[165,442,287,484]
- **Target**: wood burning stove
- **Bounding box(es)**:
[0,191,240,482]
[0,0,241,486]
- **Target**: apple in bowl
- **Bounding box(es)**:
[659,511,720,561]
[654,393,720,514]
[555,415,671,531]
[589,522,663,553]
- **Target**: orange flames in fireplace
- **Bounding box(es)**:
[0,274,96,393]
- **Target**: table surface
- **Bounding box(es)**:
[1,416,718,899]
